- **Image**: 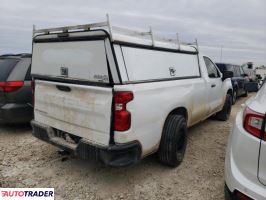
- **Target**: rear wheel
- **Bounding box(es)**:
[215,94,232,121]
[158,115,187,167]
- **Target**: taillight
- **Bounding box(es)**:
[114,91,134,131]
[243,107,266,141]
[234,190,253,200]
[0,81,24,93]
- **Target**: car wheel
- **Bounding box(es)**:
[232,89,237,105]
[158,114,187,167]
[215,94,232,121]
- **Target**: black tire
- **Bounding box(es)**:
[215,94,232,121]
[158,114,187,167]
[232,89,237,105]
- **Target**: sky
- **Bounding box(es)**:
[0,0,265,66]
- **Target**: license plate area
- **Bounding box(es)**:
[51,128,81,145]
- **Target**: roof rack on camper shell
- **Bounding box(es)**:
[32,14,198,53]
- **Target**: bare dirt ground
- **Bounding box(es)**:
[0,95,251,200]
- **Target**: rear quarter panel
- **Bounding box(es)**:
[114,78,208,156]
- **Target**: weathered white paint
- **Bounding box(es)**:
[32,28,232,157]
[34,80,113,146]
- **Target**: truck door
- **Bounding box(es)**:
[203,57,223,115]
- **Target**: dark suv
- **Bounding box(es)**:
[216,63,248,104]
[0,54,33,124]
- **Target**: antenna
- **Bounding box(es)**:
[220,45,223,62]
[149,26,155,46]
[176,33,180,50]
[195,38,199,52]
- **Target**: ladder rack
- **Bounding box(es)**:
[33,21,108,35]
[33,14,198,53]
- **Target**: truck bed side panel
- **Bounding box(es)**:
[114,78,207,156]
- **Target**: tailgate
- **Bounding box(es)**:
[34,80,113,146]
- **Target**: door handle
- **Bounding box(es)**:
[56,85,71,92]
[211,84,216,88]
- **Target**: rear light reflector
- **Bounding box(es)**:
[114,91,133,131]
[234,190,253,200]
[243,107,266,141]
[0,81,24,93]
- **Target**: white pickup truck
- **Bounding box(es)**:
[31,19,233,167]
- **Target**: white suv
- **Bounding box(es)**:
[225,78,266,199]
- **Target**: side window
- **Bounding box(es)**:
[203,57,220,78]
[232,66,237,76]
[240,66,245,76]
[226,64,234,75]
[234,66,241,77]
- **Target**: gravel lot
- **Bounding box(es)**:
[0,95,250,200]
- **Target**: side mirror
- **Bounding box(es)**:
[222,70,233,81]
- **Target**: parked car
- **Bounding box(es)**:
[242,62,257,82]
[225,78,266,199]
[0,54,33,124]
[216,63,248,104]
[31,21,233,167]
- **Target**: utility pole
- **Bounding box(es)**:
[220,45,223,62]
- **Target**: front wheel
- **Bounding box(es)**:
[158,115,187,167]
[215,94,232,121]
